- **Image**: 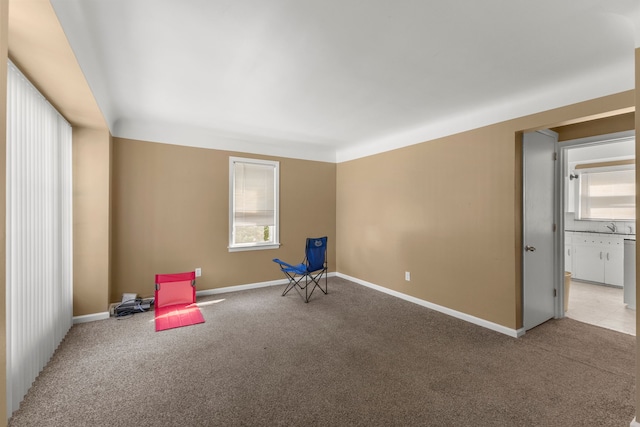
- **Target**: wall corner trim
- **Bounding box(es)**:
[73,312,110,324]
[336,273,522,338]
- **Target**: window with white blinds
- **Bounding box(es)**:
[229,157,280,251]
[6,60,73,415]
[577,165,635,220]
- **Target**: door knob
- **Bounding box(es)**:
[525,245,536,252]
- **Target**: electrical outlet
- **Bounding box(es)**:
[405,271,411,281]
[195,268,202,277]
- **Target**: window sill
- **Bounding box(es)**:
[228,243,281,253]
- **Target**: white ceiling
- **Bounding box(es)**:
[50,0,640,162]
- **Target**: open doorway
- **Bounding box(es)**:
[559,128,636,335]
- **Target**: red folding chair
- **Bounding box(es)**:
[154,271,204,331]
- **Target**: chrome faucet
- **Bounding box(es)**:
[606,222,617,233]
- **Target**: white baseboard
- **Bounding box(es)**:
[196,278,287,297]
[71,271,521,339]
[630,417,640,427]
[73,312,110,324]
[72,273,338,324]
[196,272,337,297]
[336,273,522,338]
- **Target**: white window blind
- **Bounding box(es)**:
[578,166,635,220]
[229,157,279,251]
[6,60,73,415]
[234,162,275,226]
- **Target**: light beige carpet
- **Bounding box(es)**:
[9,277,635,426]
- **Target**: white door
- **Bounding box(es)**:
[523,130,557,330]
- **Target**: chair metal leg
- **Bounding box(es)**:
[282,272,304,299]
[281,272,313,303]
[279,267,328,303]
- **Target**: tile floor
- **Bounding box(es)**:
[565,280,636,336]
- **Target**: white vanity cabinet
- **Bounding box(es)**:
[564,233,573,273]
[624,239,636,309]
[570,233,625,287]
[604,243,624,287]
[573,240,604,283]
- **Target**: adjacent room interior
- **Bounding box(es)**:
[556,116,637,335]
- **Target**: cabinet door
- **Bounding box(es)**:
[573,243,605,283]
[564,244,572,273]
[604,245,624,287]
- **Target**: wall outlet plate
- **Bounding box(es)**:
[195,268,202,277]
[405,271,411,281]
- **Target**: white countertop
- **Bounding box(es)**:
[565,230,635,239]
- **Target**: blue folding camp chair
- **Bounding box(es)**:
[273,236,328,303]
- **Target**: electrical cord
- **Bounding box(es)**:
[115,313,133,320]
[113,298,153,318]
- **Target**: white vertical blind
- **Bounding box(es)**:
[5,60,73,415]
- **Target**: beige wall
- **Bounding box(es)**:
[0,0,8,423]
[337,91,635,330]
[73,129,112,316]
[552,112,635,142]
[111,138,336,302]
[7,0,106,130]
